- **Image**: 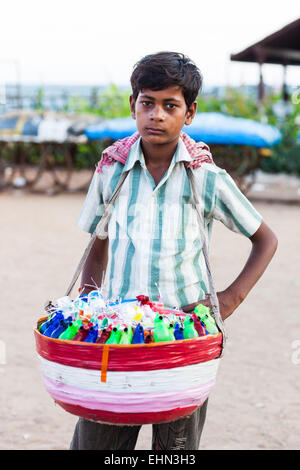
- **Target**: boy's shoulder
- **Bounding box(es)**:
[97,159,124,180]
[193,161,227,178]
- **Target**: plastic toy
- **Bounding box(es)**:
[183,316,199,339]
[132,324,145,344]
[174,322,184,340]
[194,304,218,335]
[119,325,134,344]
[153,314,171,342]
[105,324,122,344]
[58,318,82,340]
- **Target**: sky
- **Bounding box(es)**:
[0,0,300,89]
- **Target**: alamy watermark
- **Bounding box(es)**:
[291,339,300,365]
[95,197,202,240]
[291,88,300,105]
[0,340,6,366]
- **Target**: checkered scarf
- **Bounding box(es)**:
[96,131,214,173]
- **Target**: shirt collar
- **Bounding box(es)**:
[122,137,143,172]
[122,135,193,173]
[174,136,193,164]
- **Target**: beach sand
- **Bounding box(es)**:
[0,190,299,450]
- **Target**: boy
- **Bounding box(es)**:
[70,52,278,450]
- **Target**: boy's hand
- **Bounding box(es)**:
[181,289,236,321]
[215,290,239,320]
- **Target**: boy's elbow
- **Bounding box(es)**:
[268,230,278,258]
[272,231,278,252]
[266,224,278,254]
[250,221,278,254]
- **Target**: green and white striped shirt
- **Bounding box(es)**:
[77,137,262,308]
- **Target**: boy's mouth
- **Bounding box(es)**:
[145,127,166,135]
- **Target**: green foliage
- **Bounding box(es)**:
[260,116,300,175]
[73,140,111,170]
[64,84,131,118]
[197,87,261,120]
[94,84,131,118]
[260,94,300,175]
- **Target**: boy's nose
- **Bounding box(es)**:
[150,105,165,121]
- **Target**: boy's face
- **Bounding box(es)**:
[129,86,197,146]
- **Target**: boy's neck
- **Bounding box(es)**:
[141,137,179,168]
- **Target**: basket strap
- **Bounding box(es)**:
[64,170,130,297]
[187,167,226,351]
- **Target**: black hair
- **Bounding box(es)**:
[130,51,203,108]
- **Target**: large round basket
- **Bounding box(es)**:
[34,317,223,425]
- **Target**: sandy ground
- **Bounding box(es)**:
[0,183,300,450]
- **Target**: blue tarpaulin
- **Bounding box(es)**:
[84,112,282,148]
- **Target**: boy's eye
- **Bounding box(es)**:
[141,101,177,109]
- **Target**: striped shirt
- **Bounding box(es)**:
[77,137,262,308]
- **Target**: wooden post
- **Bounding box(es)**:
[282,63,288,101]
[254,46,265,102]
[258,62,264,101]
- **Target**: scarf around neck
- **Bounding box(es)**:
[96,131,214,173]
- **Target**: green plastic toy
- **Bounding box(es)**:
[183,316,199,339]
[100,317,108,329]
[105,324,122,344]
[119,325,134,344]
[153,314,171,342]
[193,304,218,335]
[167,322,175,341]
[58,318,82,340]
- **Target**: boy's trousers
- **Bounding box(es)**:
[69,398,208,450]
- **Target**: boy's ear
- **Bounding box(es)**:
[129,94,136,119]
[184,101,197,126]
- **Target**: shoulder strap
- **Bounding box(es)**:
[187,167,226,352]
[64,170,130,297]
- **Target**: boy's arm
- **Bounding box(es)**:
[182,221,278,320]
[80,237,108,296]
